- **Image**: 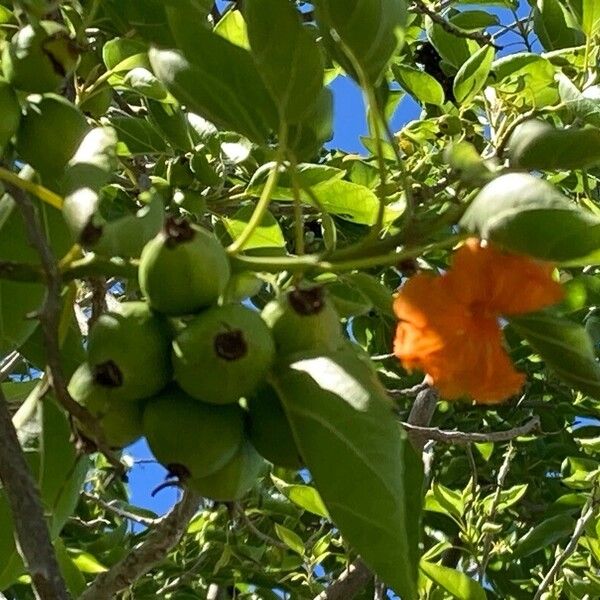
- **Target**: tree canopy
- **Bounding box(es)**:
[2,1,600,599]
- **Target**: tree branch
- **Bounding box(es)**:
[313,559,373,600]
[0,386,70,600]
[83,493,161,528]
[402,416,541,445]
[9,184,124,473]
[79,491,199,600]
[411,0,496,47]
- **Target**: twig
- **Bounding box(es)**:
[389,381,430,399]
[83,493,161,528]
[235,505,288,549]
[87,277,107,329]
[402,416,541,445]
[0,386,70,600]
[9,184,124,474]
[533,480,600,600]
[411,0,496,47]
[79,490,200,600]
[313,559,373,600]
[406,384,439,453]
[478,444,516,580]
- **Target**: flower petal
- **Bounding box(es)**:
[447,238,563,316]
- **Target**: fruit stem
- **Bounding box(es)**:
[230,234,467,274]
[227,126,288,255]
[0,166,63,210]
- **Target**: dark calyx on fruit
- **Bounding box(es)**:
[167,463,191,481]
[214,330,248,361]
[288,286,326,315]
[93,360,123,388]
[164,216,195,248]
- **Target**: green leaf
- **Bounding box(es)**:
[427,20,477,69]
[533,0,584,51]
[393,64,445,106]
[109,115,168,156]
[102,38,149,71]
[420,561,486,600]
[214,9,250,49]
[55,539,86,597]
[39,398,90,537]
[287,87,334,160]
[154,8,278,143]
[482,484,528,513]
[0,177,71,354]
[453,45,494,104]
[271,475,330,518]
[582,0,600,37]
[146,99,193,151]
[460,173,600,263]
[222,206,286,251]
[512,514,575,558]
[271,345,420,599]
[246,0,324,124]
[274,523,305,556]
[491,53,558,107]
[510,311,600,399]
[313,0,407,85]
[509,120,600,170]
[450,11,500,31]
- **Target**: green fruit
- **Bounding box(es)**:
[3,21,79,93]
[173,304,275,404]
[139,217,231,315]
[87,301,171,402]
[262,286,345,357]
[68,363,144,449]
[188,441,264,501]
[15,94,89,177]
[0,79,20,154]
[143,387,244,479]
[247,385,303,470]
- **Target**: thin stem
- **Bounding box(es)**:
[0,166,63,210]
[228,127,288,254]
[289,160,305,257]
[478,444,516,580]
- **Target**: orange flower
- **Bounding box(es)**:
[393,239,563,404]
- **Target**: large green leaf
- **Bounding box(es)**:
[222,206,286,251]
[491,53,558,107]
[533,0,584,51]
[453,45,495,104]
[460,173,600,263]
[151,8,278,143]
[246,0,324,124]
[508,120,600,170]
[582,0,600,37]
[0,179,71,354]
[271,346,420,599]
[393,64,445,106]
[427,20,477,69]
[509,311,600,399]
[39,397,90,538]
[313,0,407,85]
[420,561,486,600]
[512,513,575,558]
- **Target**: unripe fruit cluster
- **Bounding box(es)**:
[69,216,346,501]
